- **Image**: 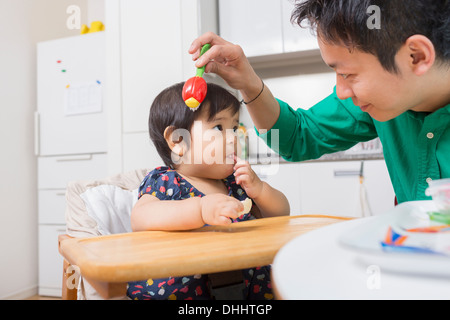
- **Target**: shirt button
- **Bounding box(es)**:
[426,177,433,183]
[426,132,434,139]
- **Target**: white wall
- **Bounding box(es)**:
[0,0,93,299]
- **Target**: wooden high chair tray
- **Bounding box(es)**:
[59,215,352,298]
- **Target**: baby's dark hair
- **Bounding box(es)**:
[148,82,241,168]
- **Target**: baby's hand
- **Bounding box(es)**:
[200,194,243,226]
[233,156,263,199]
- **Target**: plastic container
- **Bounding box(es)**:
[425,178,450,215]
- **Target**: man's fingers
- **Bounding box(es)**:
[189,32,228,58]
[195,44,241,69]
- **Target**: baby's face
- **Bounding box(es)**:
[180,105,240,179]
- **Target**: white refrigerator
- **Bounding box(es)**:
[36,32,108,296]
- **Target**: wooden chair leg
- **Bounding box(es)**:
[62,259,78,300]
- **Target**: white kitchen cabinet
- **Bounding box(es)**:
[252,160,395,219]
[119,0,222,135]
[122,132,161,172]
[36,154,108,296]
[37,154,108,190]
[219,0,319,58]
[252,163,302,216]
[281,0,318,52]
[219,0,283,57]
[38,225,67,297]
[38,190,67,225]
[298,161,362,217]
[298,160,395,218]
[106,0,220,173]
[120,0,184,134]
[358,160,396,215]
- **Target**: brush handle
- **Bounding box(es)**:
[195,44,211,77]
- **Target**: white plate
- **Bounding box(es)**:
[339,201,450,277]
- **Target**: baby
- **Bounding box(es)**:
[127,82,290,300]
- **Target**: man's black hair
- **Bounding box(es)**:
[292,0,450,73]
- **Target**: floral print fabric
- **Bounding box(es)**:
[126,166,273,300]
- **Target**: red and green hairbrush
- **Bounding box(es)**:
[182,44,211,111]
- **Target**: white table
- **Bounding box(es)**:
[272,217,450,300]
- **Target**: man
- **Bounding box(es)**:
[189,0,449,204]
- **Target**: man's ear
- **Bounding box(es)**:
[404,35,436,76]
[164,126,185,156]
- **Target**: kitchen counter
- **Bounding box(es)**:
[248,138,384,165]
[249,151,384,165]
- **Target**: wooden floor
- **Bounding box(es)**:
[25,295,61,300]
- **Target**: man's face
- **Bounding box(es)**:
[318,37,417,122]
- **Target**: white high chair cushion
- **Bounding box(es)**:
[63,168,148,300]
[80,185,138,235]
[65,168,148,238]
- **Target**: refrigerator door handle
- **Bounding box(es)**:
[34,111,40,156]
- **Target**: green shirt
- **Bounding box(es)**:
[258,87,450,204]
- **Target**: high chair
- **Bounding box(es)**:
[58,169,243,300]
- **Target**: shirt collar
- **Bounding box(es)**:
[406,103,450,120]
